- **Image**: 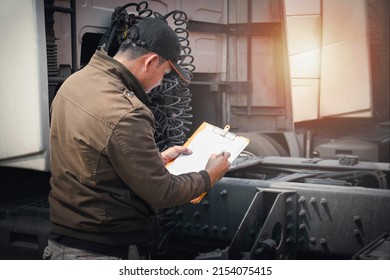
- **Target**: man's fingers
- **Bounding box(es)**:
[221,151,231,158]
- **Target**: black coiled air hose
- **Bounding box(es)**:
[149,75,193,151]
[149,10,195,151]
[100,3,195,151]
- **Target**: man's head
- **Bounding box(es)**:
[115,17,190,90]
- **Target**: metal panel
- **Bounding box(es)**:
[228,189,298,259]
[270,181,390,257]
[54,0,227,73]
[291,79,320,122]
[0,0,50,171]
[287,15,321,79]
[175,181,259,242]
[320,0,372,117]
[284,0,320,16]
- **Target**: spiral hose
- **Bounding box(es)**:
[99,2,195,151]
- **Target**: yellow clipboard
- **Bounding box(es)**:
[166,122,250,203]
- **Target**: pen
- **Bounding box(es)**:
[220,151,230,157]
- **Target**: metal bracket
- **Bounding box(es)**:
[231,106,286,116]
[188,20,281,36]
[228,189,297,259]
[190,81,252,93]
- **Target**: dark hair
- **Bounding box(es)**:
[117,39,166,65]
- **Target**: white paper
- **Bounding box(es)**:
[166,123,249,175]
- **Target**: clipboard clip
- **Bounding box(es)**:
[212,124,235,140]
[222,125,230,136]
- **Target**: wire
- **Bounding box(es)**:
[149,76,193,151]
[101,2,196,151]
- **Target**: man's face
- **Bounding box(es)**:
[144,58,172,93]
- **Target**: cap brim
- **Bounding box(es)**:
[169,60,191,84]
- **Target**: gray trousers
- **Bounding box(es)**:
[43,239,143,260]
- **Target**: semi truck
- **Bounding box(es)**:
[0,0,389,260]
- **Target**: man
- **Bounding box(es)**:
[43,17,230,260]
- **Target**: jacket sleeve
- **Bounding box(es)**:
[107,108,211,209]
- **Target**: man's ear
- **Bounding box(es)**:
[144,54,159,71]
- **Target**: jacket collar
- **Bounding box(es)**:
[92,50,151,105]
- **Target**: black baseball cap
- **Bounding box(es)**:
[127,17,191,83]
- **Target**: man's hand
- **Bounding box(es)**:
[161,145,192,165]
[204,152,231,186]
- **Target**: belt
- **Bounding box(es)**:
[50,234,131,259]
